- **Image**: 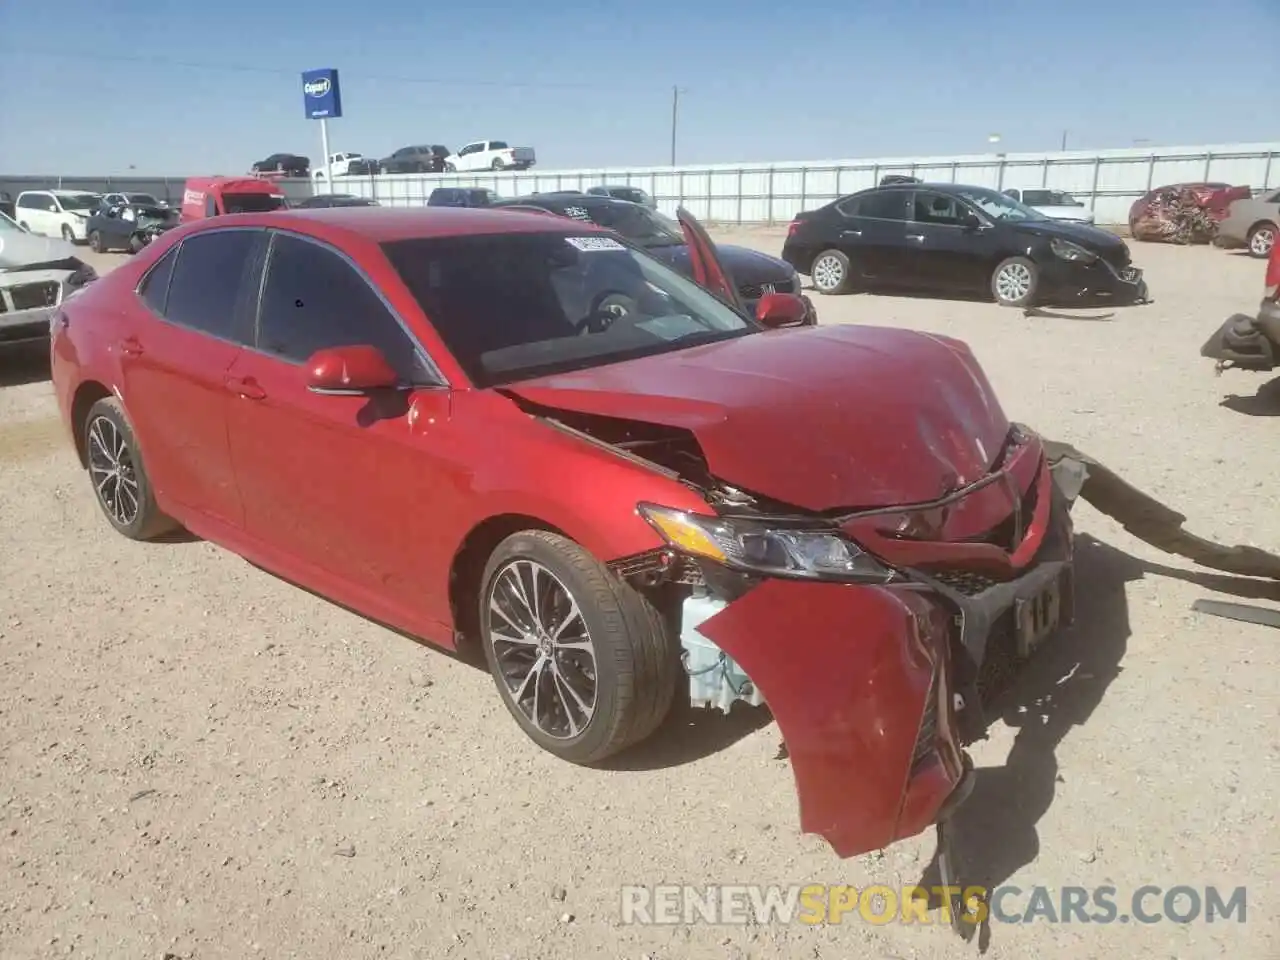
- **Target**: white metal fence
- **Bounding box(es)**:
[322,142,1280,225]
[4,142,1277,226]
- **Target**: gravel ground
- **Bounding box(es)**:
[1,234,1277,960]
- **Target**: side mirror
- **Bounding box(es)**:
[961,212,983,230]
[756,292,808,328]
[305,345,401,395]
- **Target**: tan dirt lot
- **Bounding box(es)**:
[1,231,1277,960]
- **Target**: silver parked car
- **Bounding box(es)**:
[0,211,96,351]
[1216,187,1280,258]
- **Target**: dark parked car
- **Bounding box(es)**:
[586,185,656,208]
[49,202,1085,865]
[492,193,816,321]
[86,201,178,254]
[0,191,16,220]
[292,194,379,209]
[381,145,451,174]
[251,153,310,177]
[427,187,501,208]
[341,158,382,177]
[782,182,1148,307]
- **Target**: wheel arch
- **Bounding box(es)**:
[447,513,571,653]
[70,380,113,468]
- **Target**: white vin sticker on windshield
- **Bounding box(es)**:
[565,236,626,252]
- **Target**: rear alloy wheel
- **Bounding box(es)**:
[491,157,505,171]
[83,397,178,541]
[1247,223,1276,259]
[810,249,852,294]
[991,256,1039,307]
[89,230,105,253]
[479,530,678,764]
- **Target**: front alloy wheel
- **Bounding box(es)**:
[1248,224,1275,259]
[991,256,1039,307]
[479,530,678,764]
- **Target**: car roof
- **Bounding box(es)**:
[181,206,610,243]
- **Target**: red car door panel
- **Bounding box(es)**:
[224,230,460,632]
[118,229,260,526]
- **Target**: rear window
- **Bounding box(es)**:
[222,193,285,214]
[490,141,509,150]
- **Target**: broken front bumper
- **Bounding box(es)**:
[1200,299,1280,372]
[691,436,1077,858]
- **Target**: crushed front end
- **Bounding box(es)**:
[610,423,1077,858]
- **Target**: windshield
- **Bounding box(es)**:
[382,231,755,387]
[58,194,100,211]
[127,193,159,204]
[222,193,286,213]
[612,188,649,204]
[955,187,1048,222]
[562,202,683,247]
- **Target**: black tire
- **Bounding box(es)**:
[61,224,76,244]
[491,157,505,171]
[128,233,145,255]
[82,397,178,541]
[991,256,1039,307]
[809,249,852,295]
[1246,222,1276,259]
[445,162,456,173]
[478,530,678,764]
[89,230,105,253]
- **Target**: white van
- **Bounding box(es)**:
[13,189,101,244]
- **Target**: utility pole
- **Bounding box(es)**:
[670,86,680,166]
[1061,129,1068,151]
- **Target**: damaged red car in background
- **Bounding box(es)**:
[50,203,1089,868]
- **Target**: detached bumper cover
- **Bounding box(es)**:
[695,433,1078,858]
[1200,299,1280,371]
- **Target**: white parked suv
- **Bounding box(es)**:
[444,140,536,172]
[14,189,101,244]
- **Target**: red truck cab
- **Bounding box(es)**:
[180,177,287,222]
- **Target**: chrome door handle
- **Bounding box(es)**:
[841,229,862,237]
[907,234,925,242]
[118,337,143,357]
[226,376,266,400]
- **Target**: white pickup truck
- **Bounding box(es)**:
[444,140,536,172]
[1003,188,1096,224]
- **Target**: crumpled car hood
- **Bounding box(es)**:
[0,231,79,269]
[507,324,1011,511]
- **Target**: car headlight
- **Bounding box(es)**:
[637,503,895,582]
[1050,238,1097,262]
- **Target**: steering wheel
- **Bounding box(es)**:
[575,291,639,334]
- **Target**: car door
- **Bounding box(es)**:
[18,193,52,235]
[117,228,262,528]
[222,230,456,629]
[833,190,914,282]
[905,190,1003,292]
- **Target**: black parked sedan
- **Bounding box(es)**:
[782,182,1148,307]
[492,194,816,321]
[86,202,178,254]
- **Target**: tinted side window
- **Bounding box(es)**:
[138,247,178,314]
[857,191,909,221]
[256,233,430,382]
[164,230,259,340]
[17,194,40,209]
[912,191,966,225]
[490,141,508,150]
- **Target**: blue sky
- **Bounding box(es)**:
[1,0,1276,175]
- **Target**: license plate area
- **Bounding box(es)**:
[1014,567,1073,658]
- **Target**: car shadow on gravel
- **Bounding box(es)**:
[1218,376,1280,417]
[0,344,51,387]
[596,693,774,771]
[913,533,1279,950]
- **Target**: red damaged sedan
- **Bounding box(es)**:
[50,204,1076,860]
